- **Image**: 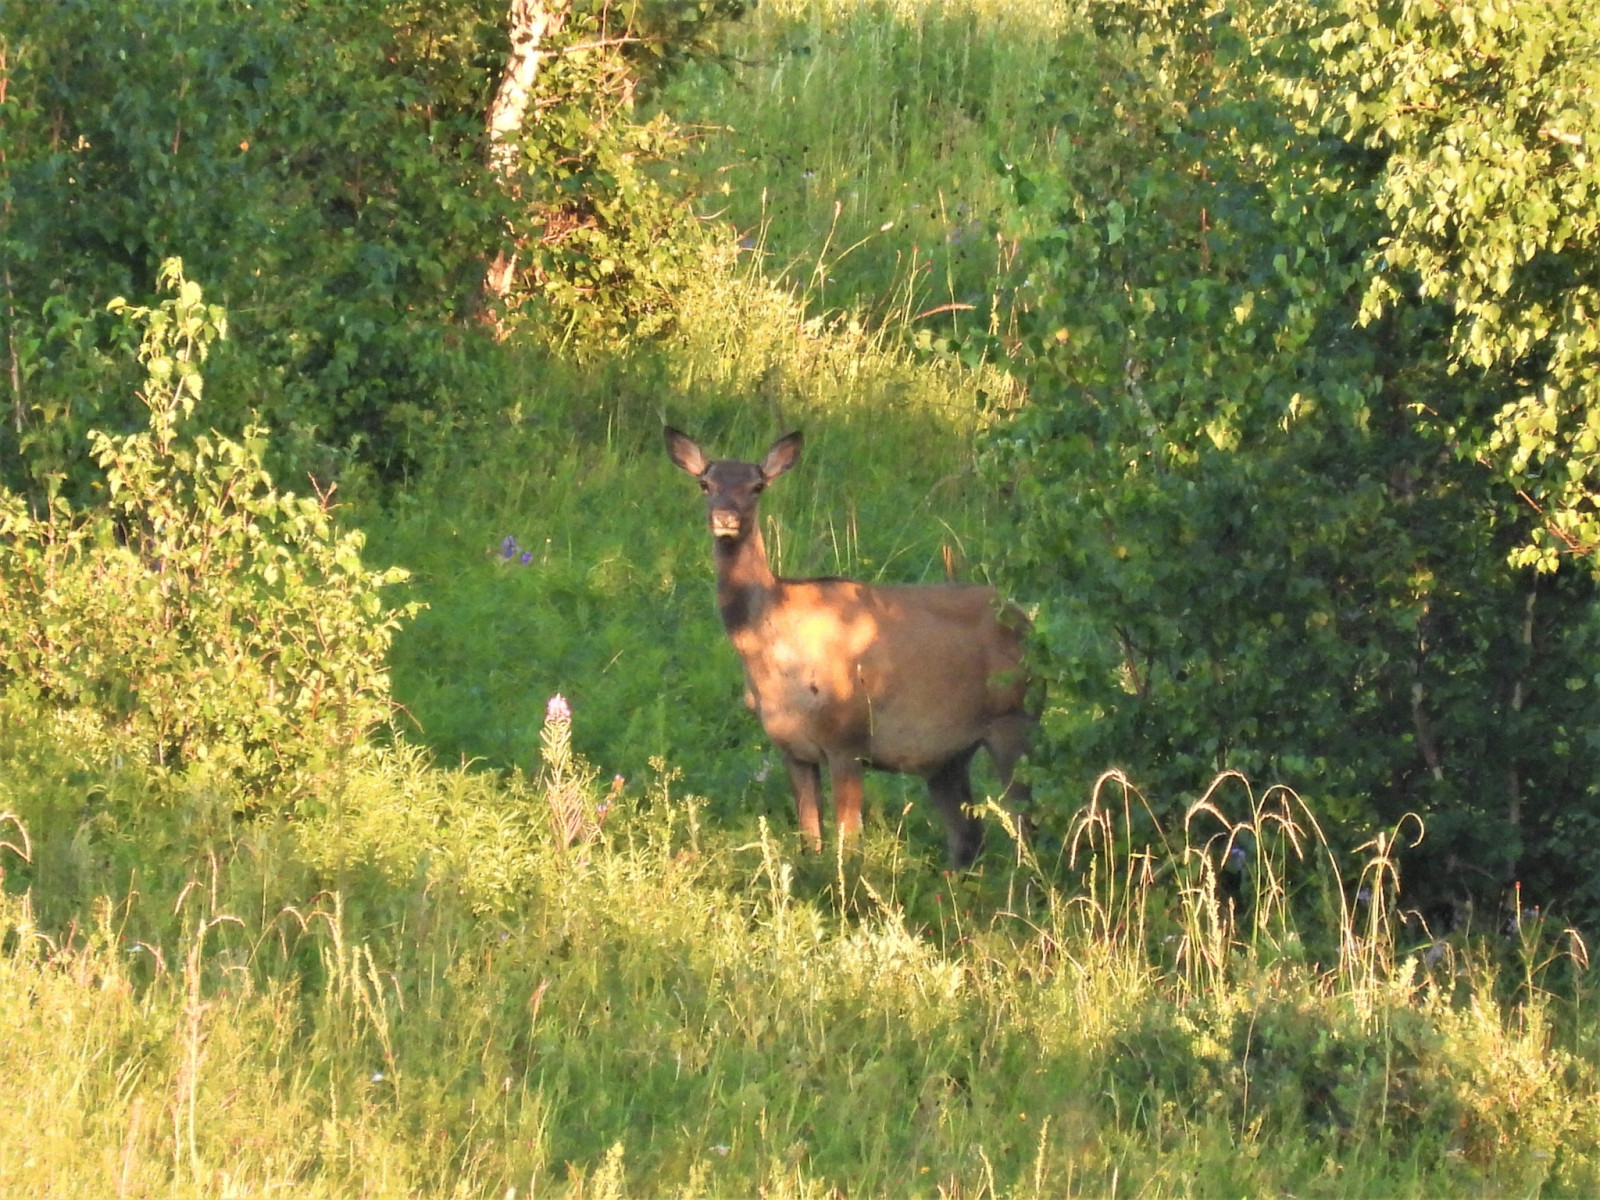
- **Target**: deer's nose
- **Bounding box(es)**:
[710,508,742,538]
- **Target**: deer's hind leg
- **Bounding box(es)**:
[983,713,1036,845]
[927,750,984,869]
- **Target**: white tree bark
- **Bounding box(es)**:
[484,0,568,301]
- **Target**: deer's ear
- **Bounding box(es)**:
[761,431,803,481]
[664,427,708,476]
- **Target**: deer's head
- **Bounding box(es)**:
[665,428,803,544]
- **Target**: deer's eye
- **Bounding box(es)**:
[698,478,711,493]
[751,481,765,494]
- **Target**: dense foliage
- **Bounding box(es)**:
[988,0,1600,920]
[0,0,738,495]
[1320,0,1600,573]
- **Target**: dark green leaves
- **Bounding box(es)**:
[984,0,1600,918]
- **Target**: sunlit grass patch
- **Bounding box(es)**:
[661,0,1071,332]
[5,694,1599,1197]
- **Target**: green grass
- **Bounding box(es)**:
[661,0,1069,335]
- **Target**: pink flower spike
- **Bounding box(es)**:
[545,694,571,724]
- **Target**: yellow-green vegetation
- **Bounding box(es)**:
[7,693,1600,1196]
[5,242,1599,1200]
[9,0,1600,1194]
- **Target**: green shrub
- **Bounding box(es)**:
[0,0,745,494]
[505,0,749,351]
[0,261,415,791]
[0,0,513,490]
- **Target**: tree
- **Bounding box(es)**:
[484,0,571,304]
[0,0,744,492]
[1308,0,1600,575]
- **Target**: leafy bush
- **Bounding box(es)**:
[0,262,414,790]
[0,0,511,490]
[1311,0,1600,572]
[503,0,749,349]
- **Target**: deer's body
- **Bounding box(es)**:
[666,427,1032,867]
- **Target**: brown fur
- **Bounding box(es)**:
[665,427,1033,867]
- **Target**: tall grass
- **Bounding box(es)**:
[5,694,1598,1197]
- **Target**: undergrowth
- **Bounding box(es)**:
[4,697,1599,1197]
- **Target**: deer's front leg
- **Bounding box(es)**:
[783,754,824,853]
[827,752,865,848]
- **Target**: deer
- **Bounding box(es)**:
[665,426,1034,868]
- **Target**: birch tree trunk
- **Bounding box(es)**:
[483,0,569,303]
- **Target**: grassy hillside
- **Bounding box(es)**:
[6,0,1600,1196]
[662,0,1068,327]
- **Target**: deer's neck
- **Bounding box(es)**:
[713,529,778,637]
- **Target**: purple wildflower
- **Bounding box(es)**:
[520,551,533,564]
[545,694,571,725]
[500,535,518,560]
